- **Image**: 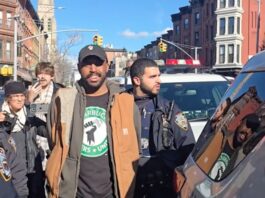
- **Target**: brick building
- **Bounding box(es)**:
[0,0,42,86]
[137,0,265,77]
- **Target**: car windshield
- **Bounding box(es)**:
[159,81,229,121]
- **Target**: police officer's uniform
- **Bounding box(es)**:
[0,129,18,198]
[133,95,195,198]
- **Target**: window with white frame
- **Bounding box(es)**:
[220,0,226,8]
[228,44,234,63]
[237,44,240,63]
[6,12,12,28]
[220,18,225,35]
[6,41,11,60]
[229,0,235,7]
[0,11,3,26]
[237,0,240,7]
[219,45,225,64]
[237,17,240,34]
[228,17,234,34]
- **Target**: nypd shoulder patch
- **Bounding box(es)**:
[175,112,188,131]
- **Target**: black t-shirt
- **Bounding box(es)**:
[77,93,113,198]
[209,141,234,181]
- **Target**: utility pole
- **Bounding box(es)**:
[192,46,202,60]
[256,0,261,53]
[13,15,19,81]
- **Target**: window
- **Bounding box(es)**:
[176,25,180,36]
[192,72,265,182]
[0,11,3,26]
[195,12,200,25]
[48,18,52,31]
[237,17,240,34]
[229,0,235,7]
[219,45,225,63]
[220,0,226,8]
[6,12,12,28]
[228,17,234,34]
[6,41,11,60]
[184,18,189,29]
[237,0,240,7]
[0,39,3,59]
[195,32,200,45]
[228,44,234,63]
[220,18,226,35]
[237,44,240,63]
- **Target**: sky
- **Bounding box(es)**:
[31,0,189,58]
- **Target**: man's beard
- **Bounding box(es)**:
[139,82,158,97]
[81,72,107,94]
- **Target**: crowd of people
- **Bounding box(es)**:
[0,44,260,198]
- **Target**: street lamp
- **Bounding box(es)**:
[13,15,19,81]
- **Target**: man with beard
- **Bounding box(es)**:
[26,62,64,197]
[128,58,195,198]
[209,113,260,181]
[45,44,141,198]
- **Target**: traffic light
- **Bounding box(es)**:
[162,42,167,52]
[93,35,98,45]
[158,41,167,52]
[97,35,103,47]
[93,35,103,46]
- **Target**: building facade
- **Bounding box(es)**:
[37,0,57,61]
[0,0,16,85]
[137,0,265,76]
[0,0,41,86]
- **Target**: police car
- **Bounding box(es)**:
[174,50,265,197]
[109,73,230,141]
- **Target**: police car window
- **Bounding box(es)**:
[193,71,265,182]
[159,82,229,121]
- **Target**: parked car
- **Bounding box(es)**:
[174,50,265,197]
[0,89,4,104]
[109,73,230,140]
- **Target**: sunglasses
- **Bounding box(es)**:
[80,56,105,67]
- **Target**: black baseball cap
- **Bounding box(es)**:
[78,44,107,65]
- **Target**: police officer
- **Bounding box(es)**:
[0,130,18,198]
[128,58,195,198]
